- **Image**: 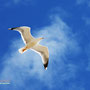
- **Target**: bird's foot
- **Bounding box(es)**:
[18,48,26,54]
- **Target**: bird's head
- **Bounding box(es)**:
[8,26,31,31]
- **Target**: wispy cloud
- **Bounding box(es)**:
[0,16,80,90]
[76,0,86,4]
[76,0,90,7]
[82,17,90,25]
[50,7,70,20]
[85,44,90,71]
[1,0,32,7]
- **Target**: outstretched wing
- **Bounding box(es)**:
[31,44,49,70]
[20,28,34,44]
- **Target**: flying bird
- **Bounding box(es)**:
[8,26,49,70]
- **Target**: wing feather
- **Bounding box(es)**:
[19,28,34,44]
[31,44,49,69]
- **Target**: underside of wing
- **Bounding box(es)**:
[31,44,49,69]
[20,29,34,44]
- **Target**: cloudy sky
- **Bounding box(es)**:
[0,0,90,90]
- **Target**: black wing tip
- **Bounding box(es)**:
[44,62,48,70]
[8,27,19,30]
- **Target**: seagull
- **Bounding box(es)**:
[8,26,49,70]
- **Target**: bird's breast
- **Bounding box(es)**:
[26,41,38,49]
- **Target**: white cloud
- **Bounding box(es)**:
[0,16,80,89]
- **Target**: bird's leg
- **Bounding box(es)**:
[22,46,28,52]
[19,42,36,54]
[19,46,28,54]
[22,46,27,52]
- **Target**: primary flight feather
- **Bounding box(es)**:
[8,26,49,70]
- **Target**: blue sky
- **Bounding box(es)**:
[0,0,90,90]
